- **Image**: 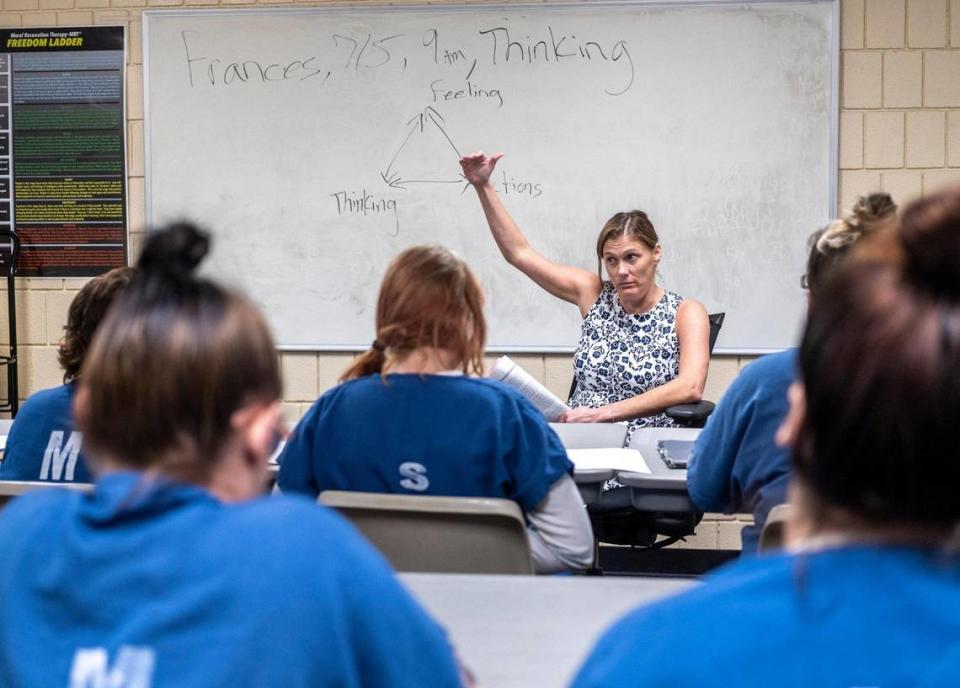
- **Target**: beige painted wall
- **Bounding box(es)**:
[1,0,957,547]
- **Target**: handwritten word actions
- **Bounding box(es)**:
[477,26,634,96]
[499,171,542,198]
[330,190,400,236]
[430,79,503,109]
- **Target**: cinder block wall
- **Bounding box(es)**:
[1,0,957,549]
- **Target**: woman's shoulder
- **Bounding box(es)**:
[664,290,688,311]
[15,383,73,416]
[583,281,618,315]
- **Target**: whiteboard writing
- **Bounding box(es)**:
[144,3,836,351]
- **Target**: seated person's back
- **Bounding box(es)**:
[279,373,569,513]
[0,225,463,688]
[573,187,960,686]
[278,246,593,574]
[0,267,134,483]
[688,193,897,554]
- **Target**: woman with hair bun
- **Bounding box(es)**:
[572,185,960,686]
[0,266,135,483]
[277,245,594,574]
[688,192,897,554]
[0,224,464,688]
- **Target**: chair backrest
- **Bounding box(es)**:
[707,312,725,353]
[758,503,792,553]
[319,491,534,575]
[0,480,93,509]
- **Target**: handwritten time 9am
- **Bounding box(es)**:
[179,24,636,99]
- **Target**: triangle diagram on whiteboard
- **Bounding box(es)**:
[380,107,464,190]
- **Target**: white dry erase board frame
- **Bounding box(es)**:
[143,1,839,353]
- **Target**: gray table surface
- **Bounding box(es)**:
[400,572,694,688]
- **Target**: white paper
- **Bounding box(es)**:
[488,355,569,422]
[566,448,651,474]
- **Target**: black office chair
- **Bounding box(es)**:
[569,312,726,550]
[664,312,725,428]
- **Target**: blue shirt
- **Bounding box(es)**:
[278,374,573,513]
[0,472,463,688]
[687,349,796,553]
[573,545,960,687]
[0,383,92,483]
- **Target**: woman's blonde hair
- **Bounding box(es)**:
[342,245,486,380]
[805,192,898,294]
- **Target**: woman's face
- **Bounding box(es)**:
[601,236,661,300]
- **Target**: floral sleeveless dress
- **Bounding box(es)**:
[569,282,683,444]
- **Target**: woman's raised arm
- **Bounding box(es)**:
[460,151,601,316]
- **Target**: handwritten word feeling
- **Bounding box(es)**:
[430,79,503,109]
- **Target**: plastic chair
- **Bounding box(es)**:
[319,491,534,575]
[758,503,792,552]
[0,480,92,509]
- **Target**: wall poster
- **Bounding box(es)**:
[0,26,126,277]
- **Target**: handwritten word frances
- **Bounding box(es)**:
[181,31,329,87]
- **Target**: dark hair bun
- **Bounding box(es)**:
[137,222,210,277]
[899,184,960,297]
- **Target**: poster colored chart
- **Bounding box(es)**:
[0,27,126,277]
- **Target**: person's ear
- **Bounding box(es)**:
[775,381,806,448]
[232,401,285,468]
[653,244,662,264]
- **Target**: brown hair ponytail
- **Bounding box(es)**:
[341,246,486,382]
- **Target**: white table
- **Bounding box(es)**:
[400,572,694,688]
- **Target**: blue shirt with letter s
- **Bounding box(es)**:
[277,374,573,513]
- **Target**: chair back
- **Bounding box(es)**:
[707,312,725,353]
[319,491,534,575]
[0,480,93,509]
[758,503,792,552]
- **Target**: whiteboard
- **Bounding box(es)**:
[143,1,837,352]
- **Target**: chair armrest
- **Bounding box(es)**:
[665,400,716,426]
